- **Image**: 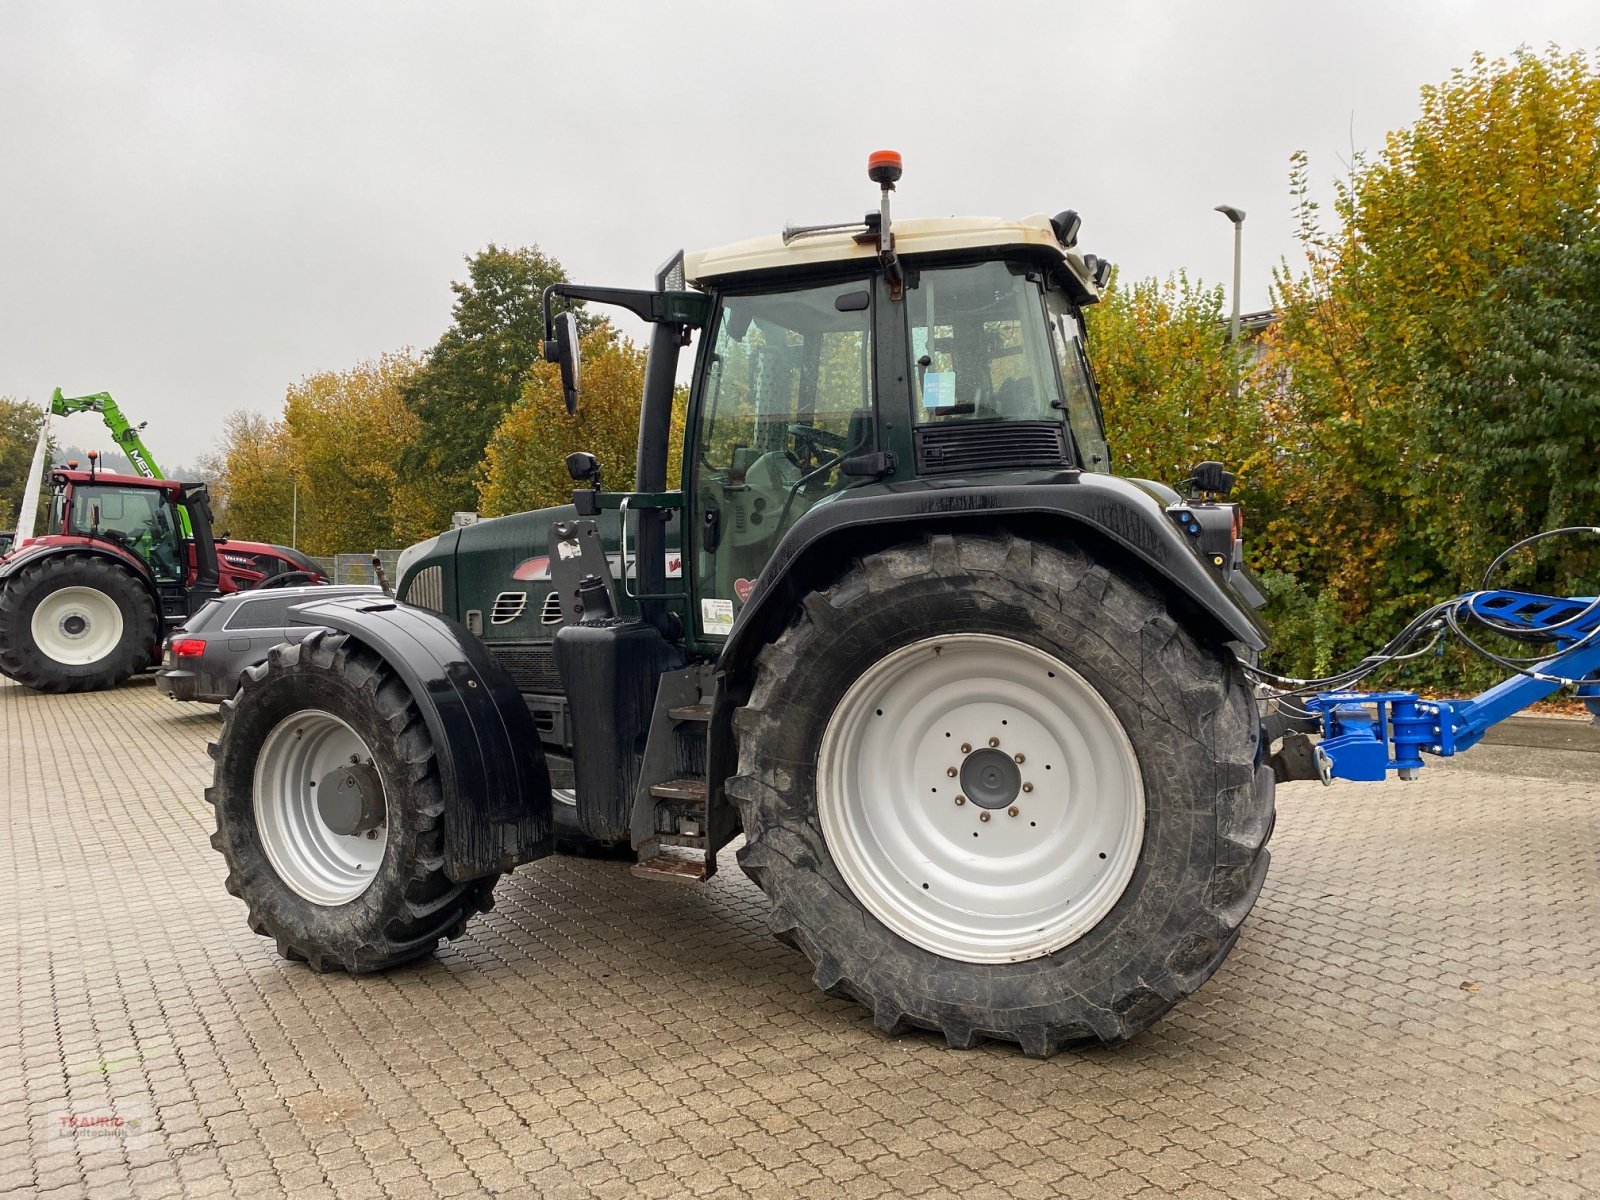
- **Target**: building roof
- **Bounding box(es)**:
[684,213,1101,296]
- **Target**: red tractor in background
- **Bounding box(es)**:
[0,456,326,692]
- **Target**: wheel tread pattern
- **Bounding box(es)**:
[726,532,1274,1056]
[208,629,497,973]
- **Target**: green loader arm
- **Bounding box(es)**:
[50,387,192,536]
[50,388,165,479]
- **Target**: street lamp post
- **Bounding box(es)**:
[1215,205,1246,404]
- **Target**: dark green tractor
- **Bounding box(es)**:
[208,154,1274,1055]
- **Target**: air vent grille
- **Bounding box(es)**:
[489,645,562,694]
[540,591,564,625]
[915,420,1069,475]
[403,565,443,612]
[491,591,527,625]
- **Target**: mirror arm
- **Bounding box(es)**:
[541,283,710,349]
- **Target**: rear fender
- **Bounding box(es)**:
[720,477,1266,681]
[289,595,553,880]
[706,478,1271,832]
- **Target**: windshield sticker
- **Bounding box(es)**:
[922,371,956,409]
[733,578,756,604]
[701,597,734,636]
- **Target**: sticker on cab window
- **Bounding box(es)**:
[922,371,956,409]
[701,597,735,636]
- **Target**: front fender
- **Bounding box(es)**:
[289,595,552,880]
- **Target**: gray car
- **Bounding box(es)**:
[156,584,381,702]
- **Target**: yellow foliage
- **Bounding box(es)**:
[282,353,422,556]
[479,326,684,517]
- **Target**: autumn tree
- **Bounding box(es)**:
[1265,45,1600,680]
[1085,272,1261,487]
[282,353,421,556]
[480,325,683,517]
[1,396,52,529]
[214,410,295,546]
[399,245,573,527]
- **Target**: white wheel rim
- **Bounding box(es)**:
[817,633,1145,964]
[253,709,388,905]
[30,586,124,666]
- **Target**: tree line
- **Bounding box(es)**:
[1089,46,1600,689]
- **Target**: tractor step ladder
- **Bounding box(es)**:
[631,667,715,883]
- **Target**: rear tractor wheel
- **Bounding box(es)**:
[207,630,498,971]
[728,532,1274,1055]
[0,554,157,692]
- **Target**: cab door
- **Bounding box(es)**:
[685,277,877,646]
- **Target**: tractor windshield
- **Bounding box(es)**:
[691,277,874,635]
[67,484,185,581]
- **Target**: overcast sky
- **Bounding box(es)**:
[4,1,1597,466]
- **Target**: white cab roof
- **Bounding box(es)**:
[683,213,1100,296]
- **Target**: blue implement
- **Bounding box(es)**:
[1307,590,1600,783]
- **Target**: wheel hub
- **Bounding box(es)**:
[30,586,125,666]
[316,762,385,836]
[252,710,389,905]
[959,747,1021,809]
[816,634,1146,964]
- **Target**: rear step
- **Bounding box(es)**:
[631,846,708,884]
[649,778,706,803]
[631,666,718,883]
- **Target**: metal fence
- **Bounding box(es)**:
[306,551,403,586]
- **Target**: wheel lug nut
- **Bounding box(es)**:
[1013,753,1025,764]
[979,811,991,822]
[960,743,972,754]
[946,767,958,777]
[1008,806,1019,817]
[988,737,1000,748]
[1022,783,1034,793]
[954,795,966,806]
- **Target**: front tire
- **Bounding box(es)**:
[728,532,1273,1055]
[0,555,156,692]
[208,629,498,971]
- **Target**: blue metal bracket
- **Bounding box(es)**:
[1307,590,1600,783]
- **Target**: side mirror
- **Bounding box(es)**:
[1187,461,1236,498]
[566,451,601,515]
[551,311,582,414]
[565,451,601,489]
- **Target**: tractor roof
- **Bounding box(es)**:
[50,468,184,494]
[683,213,1101,296]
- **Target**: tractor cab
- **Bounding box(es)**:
[535,150,1118,650]
[45,468,190,583]
[45,467,190,585]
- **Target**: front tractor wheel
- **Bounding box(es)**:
[0,555,157,691]
[729,533,1274,1055]
[208,630,498,972]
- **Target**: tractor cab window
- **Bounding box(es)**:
[68,485,184,582]
[1045,289,1111,471]
[907,261,1062,425]
[691,278,874,636]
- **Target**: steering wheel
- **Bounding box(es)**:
[787,423,849,458]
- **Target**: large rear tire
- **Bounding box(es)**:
[728,532,1273,1055]
[0,555,157,692]
[208,629,498,971]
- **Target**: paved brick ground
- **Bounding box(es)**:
[3,675,1598,1199]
